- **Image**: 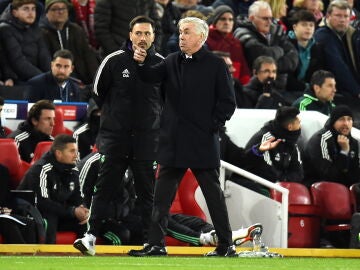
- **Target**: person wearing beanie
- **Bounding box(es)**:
[237,106,303,194]
[0,0,51,83]
[304,105,360,188]
[206,5,251,85]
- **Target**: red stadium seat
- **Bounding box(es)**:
[271,182,321,248]
[3,126,12,136]
[166,169,206,246]
[0,138,30,188]
[52,107,73,137]
[311,181,354,232]
[31,141,53,164]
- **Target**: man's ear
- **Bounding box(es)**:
[253,69,257,75]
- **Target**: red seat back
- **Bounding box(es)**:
[31,141,53,164]
[52,107,73,137]
[311,181,354,220]
[0,138,30,188]
[271,182,312,205]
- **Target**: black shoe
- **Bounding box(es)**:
[204,245,237,257]
[128,245,167,257]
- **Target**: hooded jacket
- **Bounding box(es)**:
[18,151,82,218]
[244,120,303,183]
[0,4,50,82]
[304,119,360,187]
[7,121,54,163]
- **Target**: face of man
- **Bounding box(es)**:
[179,22,204,55]
[46,2,69,28]
[333,116,353,136]
[255,62,277,83]
[221,56,236,77]
[32,109,55,135]
[314,77,336,103]
[56,143,78,165]
[250,7,273,35]
[293,21,315,42]
[51,57,74,84]
[12,4,36,25]
[130,23,155,51]
[327,7,351,33]
[215,12,234,34]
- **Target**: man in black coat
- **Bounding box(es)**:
[73,16,163,256]
[130,17,236,257]
[25,49,80,102]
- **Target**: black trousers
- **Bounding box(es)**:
[0,216,37,243]
[88,152,154,242]
[148,166,232,249]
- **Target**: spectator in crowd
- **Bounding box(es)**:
[303,105,360,187]
[76,152,263,246]
[72,98,100,159]
[261,0,288,31]
[94,0,162,57]
[70,0,98,50]
[206,5,251,85]
[0,41,15,87]
[25,49,80,102]
[129,17,236,257]
[292,70,336,115]
[0,96,6,138]
[212,0,256,18]
[287,10,325,93]
[212,51,247,108]
[0,164,38,244]
[154,0,182,56]
[234,1,298,94]
[40,0,99,85]
[18,134,88,243]
[314,0,360,99]
[0,0,51,84]
[243,106,303,187]
[173,0,214,16]
[287,0,324,27]
[243,56,290,109]
[7,100,55,163]
[73,16,163,256]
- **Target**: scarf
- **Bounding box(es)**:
[71,0,97,49]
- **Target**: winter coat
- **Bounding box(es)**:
[137,47,236,168]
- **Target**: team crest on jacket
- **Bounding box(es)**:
[122,69,130,78]
[69,182,75,191]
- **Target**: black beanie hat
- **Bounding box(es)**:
[275,106,300,127]
[209,5,234,25]
[329,105,353,126]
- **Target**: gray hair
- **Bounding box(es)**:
[248,1,272,17]
[178,17,209,45]
[327,0,351,14]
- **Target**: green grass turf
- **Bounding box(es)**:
[1,256,360,270]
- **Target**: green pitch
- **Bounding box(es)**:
[1,256,360,270]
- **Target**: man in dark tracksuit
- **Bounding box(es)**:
[130,17,236,257]
[304,105,360,187]
[17,135,88,244]
[73,16,163,256]
[8,100,55,163]
[244,107,303,186]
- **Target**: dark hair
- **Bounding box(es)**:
[290,10,316,25]
[51,134,76,152]
[129,15,155,32]
[275,106,300,128]
[12,0,37,9]
[212,50,231,58]
[253,56,276,72]
[27,100,55,125]
[0,96,4,106]
[52,49,74,63]
[310,70,335,89]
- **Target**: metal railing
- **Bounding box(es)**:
[220,160,289,248]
